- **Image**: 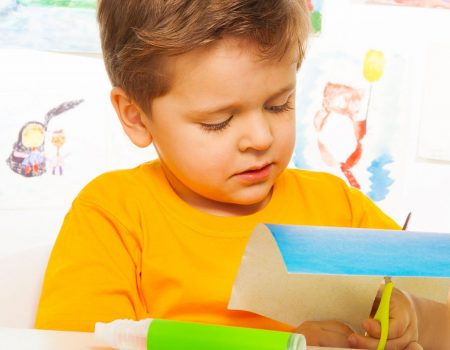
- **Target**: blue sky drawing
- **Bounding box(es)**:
[268,224,450,277]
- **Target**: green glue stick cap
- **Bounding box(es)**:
[147,319,306,350]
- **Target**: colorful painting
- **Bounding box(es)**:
[365,0,450,9]
[6,100,83,177]
[293,44,409,220]
[0,49,155,210]
[0,49,109,209]
[0,0,99,52]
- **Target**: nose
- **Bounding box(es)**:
[238,112,274,152]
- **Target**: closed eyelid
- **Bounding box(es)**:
[200,115,233,132]
[265,94,294,111]
[190,85,295,117]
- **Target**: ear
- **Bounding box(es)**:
[110,87,153,148]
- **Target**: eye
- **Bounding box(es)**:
[200,115,233,132]
[265,100,293,113]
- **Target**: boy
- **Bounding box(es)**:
[35,0,449,348]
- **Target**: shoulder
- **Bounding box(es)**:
[80,161,159,196]
[77,160,161,203]
[59,160,164,240]
[282,167,350,194]
[280,168,399,229]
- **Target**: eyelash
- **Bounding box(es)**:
[200,116,233,132]
[265,101,293,114]
[200,101,293,133]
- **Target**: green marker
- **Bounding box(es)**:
[95,318,306,350]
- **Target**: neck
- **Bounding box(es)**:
[160,163,272,217]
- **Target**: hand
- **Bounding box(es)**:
[294,319,354,347]
[348,288,420,349]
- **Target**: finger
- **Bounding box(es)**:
[348,332,380,349]
[349,332,414,350]
[296,320,354,346]
[319,320,355,336]
[387,289,412,338]
[317,329,353,348]
[363,318,381,338]
[404,342,423,350]
[363,317,410,340]
[388,314,410,339]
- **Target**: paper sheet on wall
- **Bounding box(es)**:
[0,49,154,210]
[293,42,411,225]
[228,224,450,333]
[417,45,450,162]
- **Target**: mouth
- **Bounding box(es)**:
[234,163,273,182]
[239,163,271,174]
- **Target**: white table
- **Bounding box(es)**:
[0,328,112,350]
[0,327,353,349]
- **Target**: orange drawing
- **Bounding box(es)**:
[314,83,366,188]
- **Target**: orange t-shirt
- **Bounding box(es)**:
[35,160,399,332]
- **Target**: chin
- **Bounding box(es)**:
[231,189,273,207]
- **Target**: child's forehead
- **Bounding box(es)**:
[166,36,299,82]
[150,36,298,116]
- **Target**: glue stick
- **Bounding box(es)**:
[95,318,307,350]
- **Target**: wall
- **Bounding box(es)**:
[0,49,155,257]
[1,0,450,259]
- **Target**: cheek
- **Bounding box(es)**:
[197,145,234,170]
[276,118,296,152]
[170,133,232,172]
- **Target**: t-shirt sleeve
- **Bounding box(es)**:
[35,198,146,332]
[347,186,401,230]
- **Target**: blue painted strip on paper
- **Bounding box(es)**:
[267,224,450,277]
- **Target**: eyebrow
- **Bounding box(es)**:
[190,83,296,116]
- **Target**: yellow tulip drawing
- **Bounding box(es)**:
[363,49,385,123]
[363,49,385,83]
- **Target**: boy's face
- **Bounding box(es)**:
[145,37,297,216]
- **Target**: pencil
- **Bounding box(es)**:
[402,212,412,231]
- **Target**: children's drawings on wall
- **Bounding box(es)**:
[365,0,450,9]
[0,0,99,52]
[6,100,83,177]
[307,0,324,34]
[0,49,109,210]
[312,49,386,190]
[294,43,409,217]
[0,49,154,210]
[313,82,367,189]
[49,129,67,176]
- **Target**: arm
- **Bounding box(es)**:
[294,320,354,348]
[348,288,450,350]
[411,291,450,349]
[35,198,146,332]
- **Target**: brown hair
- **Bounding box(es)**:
[97,0,310,113]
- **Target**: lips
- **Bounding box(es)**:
[239,163,271,175]
[235,163,273,182]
